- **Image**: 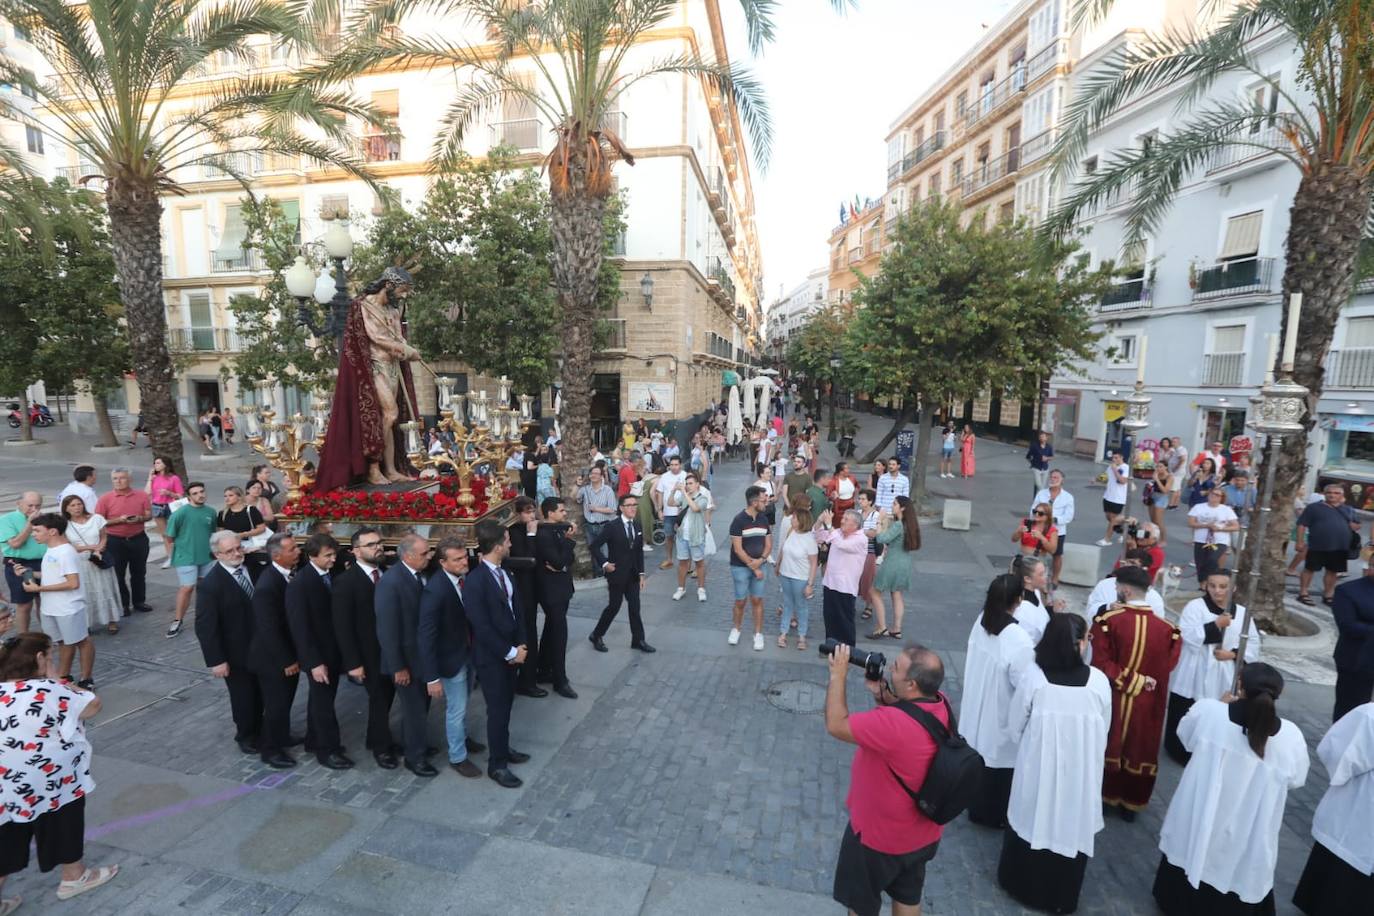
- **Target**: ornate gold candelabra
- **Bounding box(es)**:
[408,375,538,509]
[240,380,328,503]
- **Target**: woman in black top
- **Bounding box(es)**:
[218,486,268,577]
[250,465,281,508]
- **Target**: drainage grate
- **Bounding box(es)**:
[765,679,828,715]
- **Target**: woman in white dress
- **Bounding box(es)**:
[1293,702,1374,915]
[1154,662,1309,916]
[997,613,1112,914]
[1165,569,1260,764]
[60,495,122,635]
[961,573,1036,828]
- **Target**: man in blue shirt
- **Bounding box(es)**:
[1025,431,1054,496]
[1220,469,1258,554]
[1296,483,1362,607]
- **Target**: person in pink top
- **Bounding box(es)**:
[816,508,869,646]
[146,456,185,569]
[770,414,784,438]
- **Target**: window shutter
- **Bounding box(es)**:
[1346,317,1374,349]
[371,89,400,116]
[1220,211,1263,259]
[1212,325,1245,353]
[213,205,248,259]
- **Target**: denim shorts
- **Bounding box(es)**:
[661,514,680,539]
[175,561,215,586]
[675,538,705,562]
[731,564,766,600]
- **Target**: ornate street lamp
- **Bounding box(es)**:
[827,350,842,442]
[320,218,355,343]
[1117,375,1151,563]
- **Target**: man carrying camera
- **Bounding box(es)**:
[825,641,949,916]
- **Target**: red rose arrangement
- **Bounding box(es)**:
[285,475,518,521]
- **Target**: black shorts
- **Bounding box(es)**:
[1103,499,1125,516]
[1305,549,1349,573]
[0,797,85,876]
[1054,535,1065,557]
[833,823,939,916]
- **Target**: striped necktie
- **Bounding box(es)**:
[233,567,254,597]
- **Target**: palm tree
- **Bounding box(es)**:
[1047,0,1374,627]
[0,0,384,474]
[309,0,845,521]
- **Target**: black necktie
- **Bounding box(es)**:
[625,520,633,542]
[320,571,331,591]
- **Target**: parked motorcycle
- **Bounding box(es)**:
[6,403,54,429]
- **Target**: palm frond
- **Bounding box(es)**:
[622,57,774,171]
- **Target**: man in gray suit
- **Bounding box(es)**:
[375,533,437,777]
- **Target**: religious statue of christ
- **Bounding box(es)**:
[314,266,423,491]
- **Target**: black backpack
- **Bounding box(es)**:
[886,696,985,825]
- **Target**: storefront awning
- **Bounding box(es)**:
[1328,413,1374,432]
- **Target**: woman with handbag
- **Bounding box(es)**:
[774,494,818,650]
[60,495,122,635]
[1148,460,1173,546]
[217,487,268,578]
[670,473,712,602]
[146,456,184,570]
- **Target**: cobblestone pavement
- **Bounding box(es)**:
[0,420,1341,913]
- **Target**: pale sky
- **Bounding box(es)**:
[722,0,1014,301]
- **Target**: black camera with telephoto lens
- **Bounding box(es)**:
[819,639,887,681]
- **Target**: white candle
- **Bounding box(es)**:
[1263,333,1278,383]
[1136,335,1148,384]
[1281,293,1302,370]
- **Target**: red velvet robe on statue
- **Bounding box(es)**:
[314,297,420,493]
[1091,602,1182,811]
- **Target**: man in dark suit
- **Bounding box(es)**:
[375,532,438,777]
[465,519,532,788]
[588,493,656,654]
[534,497,578,698]
[195,530,263,754]
[419,536,484,778]
[249,532,302,769]
[508,497,547,699]
[286,533,352,770]
[332,526,398,768]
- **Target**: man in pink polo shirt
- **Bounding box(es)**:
[94,467,153,615]
[816,508,869,646]
[826,642,949,916]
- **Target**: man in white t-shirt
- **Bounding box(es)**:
[1187,486,1240,580]
[22,513,96,686]
[58,465,99,515]
[1166,439,1189,509]
[1098,451,1131,546]
[1031,469,1076,588]
[653,456,687,570]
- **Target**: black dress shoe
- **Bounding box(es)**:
[465,737,486,755]
[134,603,153,614]
[589,635,608,652]
[373,749,399,770]
[632,641,657,654]
[507,749,531,764]
[262,752,296,769]
[405,760,439,778]
[489,768,523,788]
[516,685,549,698]
[236,738,259,755]
[554,683,579,699]
[450,759,482,778]
[318,752,355,770]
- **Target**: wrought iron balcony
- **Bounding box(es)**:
[1191,256,1276,301]
[1020,130,1055,166]
[169,327,244,352]
[889,130,947,183]
[490,118,541,151]
[209,248,264,273]
[1207,122,1287,175]
[1025,39,1065,83]
[363,133,403,162]
[962,64,1028,130]
[1099,279,1152,312]
[1201,352,1245,387]
[961,146,1021,197]
[1328,349,1374,388]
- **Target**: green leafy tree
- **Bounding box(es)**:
[1049,0,1374,627]
[844,199,1112,506]
[0,0,387,475]
[0,178,130,444]
[786,304,849,425]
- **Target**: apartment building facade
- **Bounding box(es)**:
[1047,24,1374,500]
[766,267,829,359]
[58,1,763,447]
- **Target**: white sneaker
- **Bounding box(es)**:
[160,559,171,569]
[752,632,764,651]
[728,628,741,646]
[697,588,707,602]
[1095,538,1113,547]
[672,587,686,601]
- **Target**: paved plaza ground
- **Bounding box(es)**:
[0,418,1343,914]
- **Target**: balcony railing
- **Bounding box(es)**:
[363,133,403,162]
[847,249,863,265]
[598,318,627,352]
[890,130,947,182]
[169,327,243,353]
[963,63,1028,130]
[490,118,541,151]
[713,265,736,302]
[210,248,264,273]
[201,151,262,178]
[1025,39,1065,83]
[1328,349,1374,388]
[1202,352,1245,387]
[1020,129,1055,166]
[1099,279,1152,312]
[1207,123,1286,175]
[961,146,1020,197]
[1192,256,1276,301]
[599,109,628,144]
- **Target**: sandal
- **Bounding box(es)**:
[0,895,20,915]
[1322,595,1334,606]
[797,638,807,651]
[1296,594,1315,606]
[889,630,903,640]
[866,627,890,640]
[860,608,873,620]
[106,623,119,635]
[56,864,119,900]
[776,634,788,649]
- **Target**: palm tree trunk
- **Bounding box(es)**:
[105,181,186,477]
[549,144,610,576]
[1243,164,1372,631]
[92,391,119,447]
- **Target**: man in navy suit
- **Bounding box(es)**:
[248,533,302,769]
[588,494,656,654]
[195,530,263,755]
[332,527,398,768]
[464,519,531,788]
[375,533,438,777]
[287,533,353,770]
[534,497,578,698]
[419,536,484,778]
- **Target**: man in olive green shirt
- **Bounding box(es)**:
[807,469,833,520]
[165,483,219,638]
[780,454,813,515]
[1,491,46,629]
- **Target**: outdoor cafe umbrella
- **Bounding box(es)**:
[742,379,756,429]
[727,385,744,445]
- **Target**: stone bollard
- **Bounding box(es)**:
[942,498,972,531]
[1059,543,1102,587]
